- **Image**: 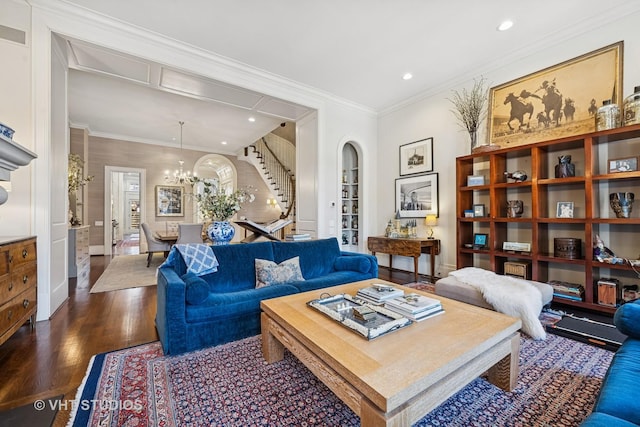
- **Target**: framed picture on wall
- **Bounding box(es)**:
[399,137,433,176]
[156,185,184,217]
[487,42,623,148]
[395,173,439,218]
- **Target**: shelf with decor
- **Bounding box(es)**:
[341,144,360,248]
[456,123,640,314]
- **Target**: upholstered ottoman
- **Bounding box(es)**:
[435,274,553,310]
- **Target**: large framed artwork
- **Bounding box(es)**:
[395,173,439,218]
[156,185,184,217]
[488,42,623,148]
[399,137,433,176]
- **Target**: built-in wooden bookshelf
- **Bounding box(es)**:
[456,123,640,314]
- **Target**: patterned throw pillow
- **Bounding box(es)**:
[255,256,304,289]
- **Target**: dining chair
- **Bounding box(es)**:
[176,223,205,244]
[141,223,171,267]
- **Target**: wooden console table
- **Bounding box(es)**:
[367,236,441,282]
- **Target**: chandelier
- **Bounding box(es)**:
[165,121,195,184]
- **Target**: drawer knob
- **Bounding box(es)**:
[22,249,28,258]
[22,275,28,284]
[23,299,29,309]
[8,282,13,291]
[9,255,13,263]
[7,309,12,320]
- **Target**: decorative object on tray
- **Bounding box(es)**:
[307,293,411,340]
[506,200,524,218]
[487,42,622,148]
[609,192,634,218]
[448,76,489,153]
[555,155,575,178]
[504,170,527,182]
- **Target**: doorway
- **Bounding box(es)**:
[104,166,146,256]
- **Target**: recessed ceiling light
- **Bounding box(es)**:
[221,141,228,145]
[497,20,513,31]
[248,117,256,122]
[402,73,413,80]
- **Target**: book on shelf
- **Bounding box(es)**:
[384,293,442,315]
[356,284,404,303]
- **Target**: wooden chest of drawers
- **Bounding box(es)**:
[0,236,37,347]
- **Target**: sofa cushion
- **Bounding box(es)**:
[185,284,299,323]
[289,270,374,293]
[272,238,341,279]
[591,338,640,425]
[255,256,304,288]
[580,412,639,427]
[614,300,640,339]
[182,272,209,305]
[202,241,275,293]
[334,256,371,273]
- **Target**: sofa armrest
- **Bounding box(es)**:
[614,299,640,339]
[338,251,378,277]
[156,266,188,354]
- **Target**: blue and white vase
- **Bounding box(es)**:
[207,221,235,245]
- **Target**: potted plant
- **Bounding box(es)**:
[189,177,256,245]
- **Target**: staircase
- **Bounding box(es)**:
[244,133,295,219]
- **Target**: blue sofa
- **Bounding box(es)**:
[581,300,640,426]
[156,237,378,354]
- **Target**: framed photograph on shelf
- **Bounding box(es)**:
[463,210,475,218]
[473,233,488,249]
[608,157,638,173]
[156,185,184,217]
[395,173,439,218]
[399,137,433,176]
[487,42,623,148]
[556,201,574,218]
[467,175,485,186]
[473,204,486,217]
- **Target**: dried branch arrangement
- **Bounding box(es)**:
[448,77,489,134]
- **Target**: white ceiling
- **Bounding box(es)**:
[62,0,640,153]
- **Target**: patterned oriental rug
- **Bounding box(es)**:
[68,334,613,426]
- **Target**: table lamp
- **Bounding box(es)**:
[425,214,437,239]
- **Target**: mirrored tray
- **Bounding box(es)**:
[307,293,412,340]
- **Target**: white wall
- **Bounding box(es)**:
[0,0,34,236]
[378,11,640,278]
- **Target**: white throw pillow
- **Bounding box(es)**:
[255,256,304,288]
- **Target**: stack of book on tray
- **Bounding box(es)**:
[285,233,311,241]
[548,280,585,302]
[356,284,405,305]
[384,293,444,322]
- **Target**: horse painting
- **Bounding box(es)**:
[537,80,563,126]
[504,92,534,131]
[563,98,576,121]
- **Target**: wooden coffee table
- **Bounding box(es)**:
[261,279,521,427]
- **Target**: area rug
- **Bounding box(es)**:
[90,254,163,293]
[68,333,613,426]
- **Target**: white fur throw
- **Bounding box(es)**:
[449,267,546,340]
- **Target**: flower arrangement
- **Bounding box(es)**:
[190,177,256,221]
[448,76,489,151]
[68,153,94,193]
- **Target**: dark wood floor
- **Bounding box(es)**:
[0,255,419,425]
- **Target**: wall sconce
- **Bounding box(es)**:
[266,198,278,208]
[425,214,437,239]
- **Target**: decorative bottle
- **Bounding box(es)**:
[623,85,640,126]
[596,99,620,131]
